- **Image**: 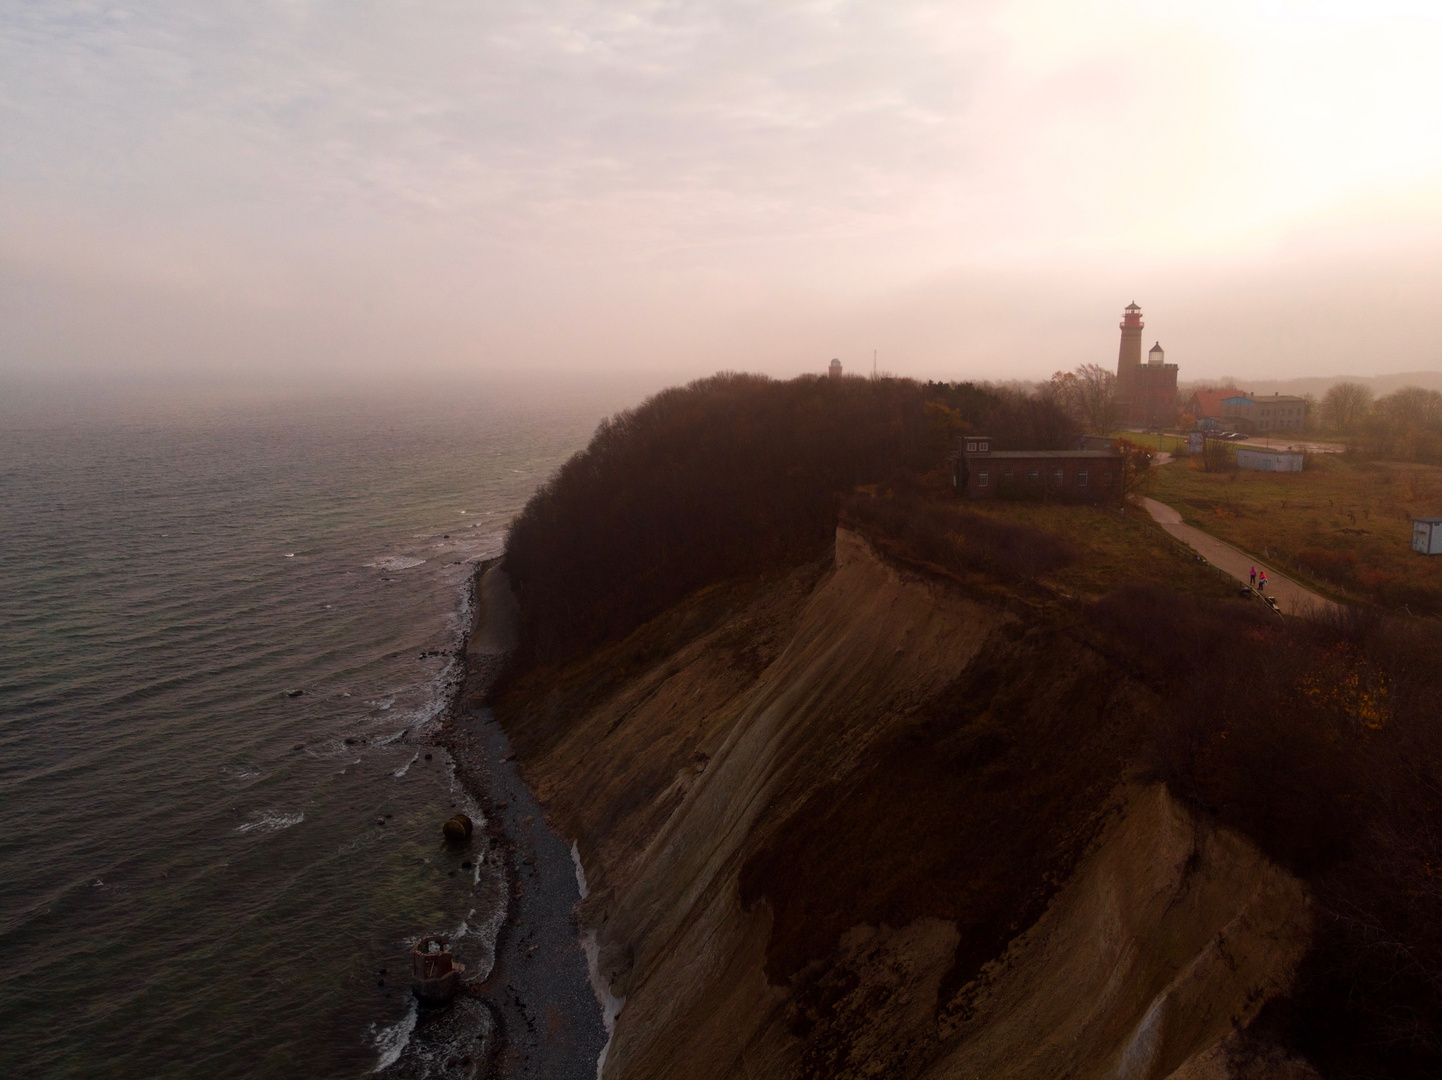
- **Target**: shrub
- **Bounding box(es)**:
[504,373,1077,666]
[840,492,1076,582]
[1091,589,1442,1077]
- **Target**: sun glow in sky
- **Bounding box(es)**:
[2,0,1441,385]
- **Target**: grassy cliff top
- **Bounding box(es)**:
[1151,454,1442,614]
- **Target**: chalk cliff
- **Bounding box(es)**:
[492,528,1312,1079]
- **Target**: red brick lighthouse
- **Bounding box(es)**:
[1114,302,1177,427]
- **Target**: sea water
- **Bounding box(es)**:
[0,386,608,1078]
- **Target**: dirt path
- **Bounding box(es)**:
[1140,496,1340,617]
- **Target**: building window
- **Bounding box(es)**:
[966,441,976,452]
[1077,469,1088,487]
[978,469,989,488]
[1027,469,1039,485]
[1052,468,1064,487]
[1003,467,1014,483]
[978,441,989,452]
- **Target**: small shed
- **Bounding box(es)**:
[1412,518,1442,555]
[1236,448,1303,472]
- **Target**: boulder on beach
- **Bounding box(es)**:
[442,814,473,842]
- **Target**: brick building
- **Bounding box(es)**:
[1182,388,1231,429]
[952,435,1121,500]
[1115,303,1178,427]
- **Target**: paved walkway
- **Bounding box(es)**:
[1140,497,1340,618]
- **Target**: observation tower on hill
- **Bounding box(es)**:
[1114,302,1177,428]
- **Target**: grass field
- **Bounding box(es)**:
[1149,454,1442,614]
[968,498,1237,602]
[1107,431,1189,454]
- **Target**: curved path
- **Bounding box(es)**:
[1140,497,1340,618]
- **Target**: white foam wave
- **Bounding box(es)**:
[393,752,419,778]
[304,739,353,760]
[236,811,304,834]
[373,996,418,1072]
[583,929,626,1080]
[364,556,426,572]
[453,908,474,940]
[571,841,589,900]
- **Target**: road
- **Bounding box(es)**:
[1234,437,1345,454]
[1140,497,1340,618]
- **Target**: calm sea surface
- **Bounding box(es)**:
[0,388,606,1078]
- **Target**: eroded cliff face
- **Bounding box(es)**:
[494,529,1312,1080]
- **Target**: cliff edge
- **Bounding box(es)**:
[493,528,1312,1079]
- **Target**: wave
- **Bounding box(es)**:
[372,996,418,1072]
[365,556,426,572]
[303,739,355,760]
[236,811,304,834]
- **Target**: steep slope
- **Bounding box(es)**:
[494,529,1312,1079]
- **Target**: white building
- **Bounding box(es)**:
[1412,518,1442,555]
[1236,448,1303,472]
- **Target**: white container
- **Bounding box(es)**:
[1236,448,1303,472]
[1413,518,1442,555]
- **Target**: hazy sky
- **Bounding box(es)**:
[3,0,1441,386]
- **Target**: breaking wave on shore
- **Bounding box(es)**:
[0,396,597,1078]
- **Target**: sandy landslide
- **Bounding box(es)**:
[926,782,1311,1080]
[499,528,1313,1080]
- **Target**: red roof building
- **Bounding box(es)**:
[1184,389,1231,422]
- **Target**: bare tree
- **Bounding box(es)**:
[1075,363,1117,433]
[1039,364,1116,434]
[1301,392,1319,432]
[1115,438,1154,501]
[1322,382,1374,432]
[1365,387,1442,462]
[1200,434,1235,473]
[1039,370,1083,423]
[1375,386,1442,430]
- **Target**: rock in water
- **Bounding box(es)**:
[442,814,473,842]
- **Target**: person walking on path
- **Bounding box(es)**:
[1140,496,1339,617]
[1258,569,1267,593]
[1249,566,1257,587]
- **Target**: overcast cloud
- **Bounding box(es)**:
[3,1,1441,385]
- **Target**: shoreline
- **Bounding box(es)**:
[432,560,606,1080]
